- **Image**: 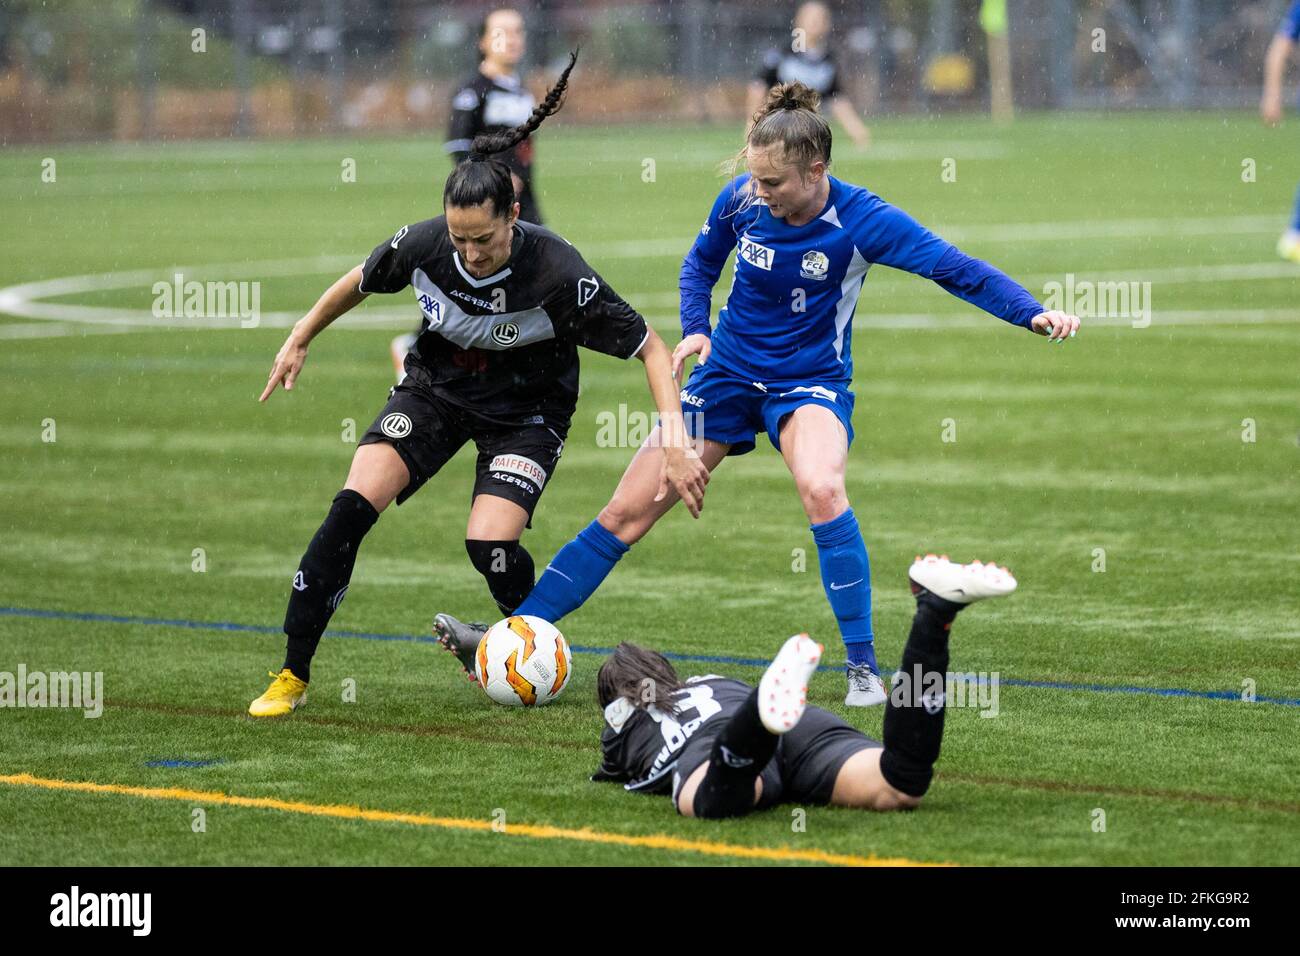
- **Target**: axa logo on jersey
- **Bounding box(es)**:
[416,293,442,327]
[738,234,774,270]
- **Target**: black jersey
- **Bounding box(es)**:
[445,71,537,180]
[756,46,842,99]
[593,676,751,793]
[359,217,649,425]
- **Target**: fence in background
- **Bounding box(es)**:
[0,0,1286,142]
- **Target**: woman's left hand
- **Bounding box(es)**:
[1030,310,1080,342]
[656,445,710,518]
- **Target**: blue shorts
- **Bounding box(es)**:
[678,360,855,456]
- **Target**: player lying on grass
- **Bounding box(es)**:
[436,81,1077,708]
[592,555,1015,817]
[247,53,708,717]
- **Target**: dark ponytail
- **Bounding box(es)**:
[596,642,684,714]
[442,50,579,219]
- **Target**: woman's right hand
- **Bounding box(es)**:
[671,333,712,382]
[260,330,309,402]
[1262,90,1284,127]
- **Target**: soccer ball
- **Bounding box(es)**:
[475,615,572,707]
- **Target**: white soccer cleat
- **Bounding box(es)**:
[908,554,1017,604]
[844,664,887,707]
[757,633,823,734]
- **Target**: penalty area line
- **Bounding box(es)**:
[0,772,942,868]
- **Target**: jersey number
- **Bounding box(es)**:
[649,684,723,750]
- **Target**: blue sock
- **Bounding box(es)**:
[1291,183,1300,232]
[810,508,877,673]
[514,519,629,623]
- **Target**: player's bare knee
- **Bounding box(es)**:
[800,481,846,523]
[598,497,650,543]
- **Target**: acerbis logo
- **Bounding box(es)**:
[577,276,599,307]
[490,322,520,346]
[327,585,348,612]
[800,249,829,280]
[489,453,547,489]
[390,225,409,248]
[380,412,413,439]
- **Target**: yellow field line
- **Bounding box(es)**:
[0,772,945,867]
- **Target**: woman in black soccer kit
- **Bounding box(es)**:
[593,555,1017,818]
[748,2,870,148]
[393,8,546,379]
[249,57,710,717]
[447,8,545,225]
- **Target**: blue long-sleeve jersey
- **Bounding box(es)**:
[679,173,1044,384]
[1282,1,1300,40]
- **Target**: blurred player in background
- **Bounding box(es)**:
[393,7,544,377]
[748,1,871,149]
[249,57,708,717]
[593,556,1016,818]
[436,82,1078,709]
[1261,1,1300,262]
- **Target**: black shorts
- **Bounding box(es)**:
[358,382,567,520]
[672,705,880,810]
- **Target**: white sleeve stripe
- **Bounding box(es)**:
[627,326,651,359]
[624,759,678,792]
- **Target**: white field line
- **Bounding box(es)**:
[1,233,1297,333]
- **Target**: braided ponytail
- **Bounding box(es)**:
[444,50,579,217]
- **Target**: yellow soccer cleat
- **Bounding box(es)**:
[1277,231,1300,264]
[248,669,308,718]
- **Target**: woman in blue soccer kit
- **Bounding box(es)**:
[436,82,1079,705]
[1262,0,1300,261]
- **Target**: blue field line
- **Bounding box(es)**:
[3,604,1298,708]
[144,759,223,769]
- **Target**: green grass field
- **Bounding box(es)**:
[1,113,1297,866]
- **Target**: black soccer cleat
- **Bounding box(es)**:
[433,613,490,684]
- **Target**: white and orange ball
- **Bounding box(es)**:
[475,615,572,707]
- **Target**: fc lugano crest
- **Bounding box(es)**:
[380,412,412,439]
[491,322,520,346]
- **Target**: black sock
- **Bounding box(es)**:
[691,689,778,819]
[879,592,964,798]
[282,489,380,682]
[465,539,535,616]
